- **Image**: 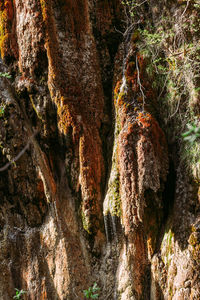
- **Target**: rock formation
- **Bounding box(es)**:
[0,0,199,299]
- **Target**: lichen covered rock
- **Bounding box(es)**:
[0,0,200,299]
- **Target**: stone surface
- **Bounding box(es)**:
[0,0,200,299]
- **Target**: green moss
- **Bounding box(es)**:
[109,172,121,217]
[161,229,174,267]
[169,286,173,296]
[131,30,140,43]
[189,231,200,262]
[29,95,43,121]
[191,225,196,232]
[103,96,122,217]
[188,233,197,246]
[192,244,200,262]
[188,229,200,262]
[103,154,121,217]
[133,9,200,177]
[81,209,92,235]
[181,140,200,180]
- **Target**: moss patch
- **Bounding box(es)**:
[161,229,174,267]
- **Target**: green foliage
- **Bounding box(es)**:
[13,289,27,300]
[0,72,12,78]
[121,0,137,17]
[181,119,200,179]
[194,0,200,9]
[120,0,200,178]
[121,0,147,19]
[83,283,100,299]
[0,105,5,117]
[141,29,164,46]
[182,121,200,144]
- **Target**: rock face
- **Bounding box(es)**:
[0,0,199,299]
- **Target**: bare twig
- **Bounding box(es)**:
[114,26,124,36]
[158,74,169,101]
[136,55,145,110]
[180,0,190,19]
[169,96,181,119]
[0,131,38,172]
[136,0,148,7]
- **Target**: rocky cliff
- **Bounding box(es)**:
[0,0,199,299]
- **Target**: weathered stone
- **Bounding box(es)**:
[0,0,200,299]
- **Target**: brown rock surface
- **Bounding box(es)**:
[0,0,200,299]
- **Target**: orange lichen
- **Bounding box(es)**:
[127,122,136,134]
[147,237,154,257]
[114,80,122,98]
[79,127,104,233]
[57,98,79,136]
[39,0,104,234]
[114,52,151,119]
[39,0,62,86]
[4,0,13,20]
[136,111,166,159]
[125,63,138,94]
[0,0,13,58]
[125,52,153,102]
[113,40,168,239]
[136,111,152,128]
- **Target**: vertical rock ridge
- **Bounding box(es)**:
[0,0,200,299]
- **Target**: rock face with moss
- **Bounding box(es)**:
[0,0,200,299]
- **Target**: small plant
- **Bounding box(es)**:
[83,282,100,299]
[13,288,27,300]
[121,0,138,17]
[0,72,12,78]
[0,105,5,117]
[182,121,200,144]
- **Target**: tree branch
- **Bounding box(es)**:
[136,55,145,111]
[0,131,38,172]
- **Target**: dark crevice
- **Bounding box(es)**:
[104,213,122,243]
[156,159,176,252]
[162,160,176,224]
[95,43,123,202]
[34,49,48,79]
